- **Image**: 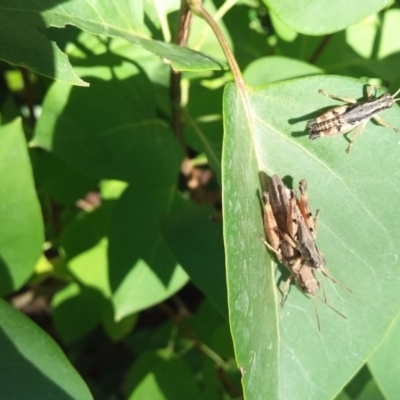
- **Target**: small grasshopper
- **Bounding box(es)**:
[307,85,400,152]
[260,175,347,328]
[285,178,348,289]
[261,191,319,303]
[269,175,326,273]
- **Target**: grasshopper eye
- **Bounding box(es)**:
[311,256,325,269]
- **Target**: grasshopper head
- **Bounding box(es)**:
[379,93,395,108]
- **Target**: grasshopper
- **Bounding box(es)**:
[269,175,325,272]
[307,85,400,152]
[261,175,347,328]
[285,179,348,289]
[261,191,320,303]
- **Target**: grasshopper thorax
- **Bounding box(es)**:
[298,243,325,269]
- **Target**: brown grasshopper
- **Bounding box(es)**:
[261,191,320,303]
[268,175,325,273]
[265,177,322,296]
[307,85,400,152]
[261,175,347,327]
[283,178,348,288]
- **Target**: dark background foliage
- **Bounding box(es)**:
[1,1,400,399]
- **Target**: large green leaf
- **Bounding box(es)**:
[62,202,114,295]
[0,0,224,85]
[0,299,92,399]
[244,56,322,86]
[52,282,108,345]
[264,0,391,35]
[109,186,189,321]
[0,118,43,294]
[223,75,400,400]
[0,0,87,86]
[125,351,203,400]
[33,151,97,206]
[33,63,183,188]
[161,205,227,318]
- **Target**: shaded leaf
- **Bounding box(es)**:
[109,187,188,321]
[102,304,138,342]
[184,81,223,178]
[33,150,97,206]
[162,205,227,318]
[0,118,43,294]
[0,0,87,86]
[125,351,203,400]
[368,313,400,400]
[52,282,108,344]
[33,66,182,188]
[0,0,224,85]
[0,299,92,399]
[341,365,376,399]
[63,202,115,298]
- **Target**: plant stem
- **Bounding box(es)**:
[189,1,245,93]
[188,0,254,134]
[170,1,192,153]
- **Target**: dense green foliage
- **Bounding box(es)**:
[1,1,400,399]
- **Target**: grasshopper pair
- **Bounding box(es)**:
[307,85,400,152]
[261,175,347,328]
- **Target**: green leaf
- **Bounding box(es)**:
[0,0,224,85]
[352,380,385,400]
[264,0,391,35]
[62,202,115,298]
[125,352,203,400]
[102,304,138,342]
[315,22,400,84]
[368,313,400,400]
[186,301,233,358]
[33,66,183,187]
[0,1,87,86]
[63,189,188,322]
[161,205,228,318]
[340,365,377,399]
[109,186,189,321]
[347,9,400,60]
[52,282,108,344]
[223,75,400,399]
[0,299,92,399]
[0,118,43,294]
[244,56,322,86]
[33,150,97,206]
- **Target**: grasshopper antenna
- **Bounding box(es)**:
[316,296,347,319]
[311,297,321,332]
[392,87,400,100]
[319,272,327,303]
[319,268,352,293]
